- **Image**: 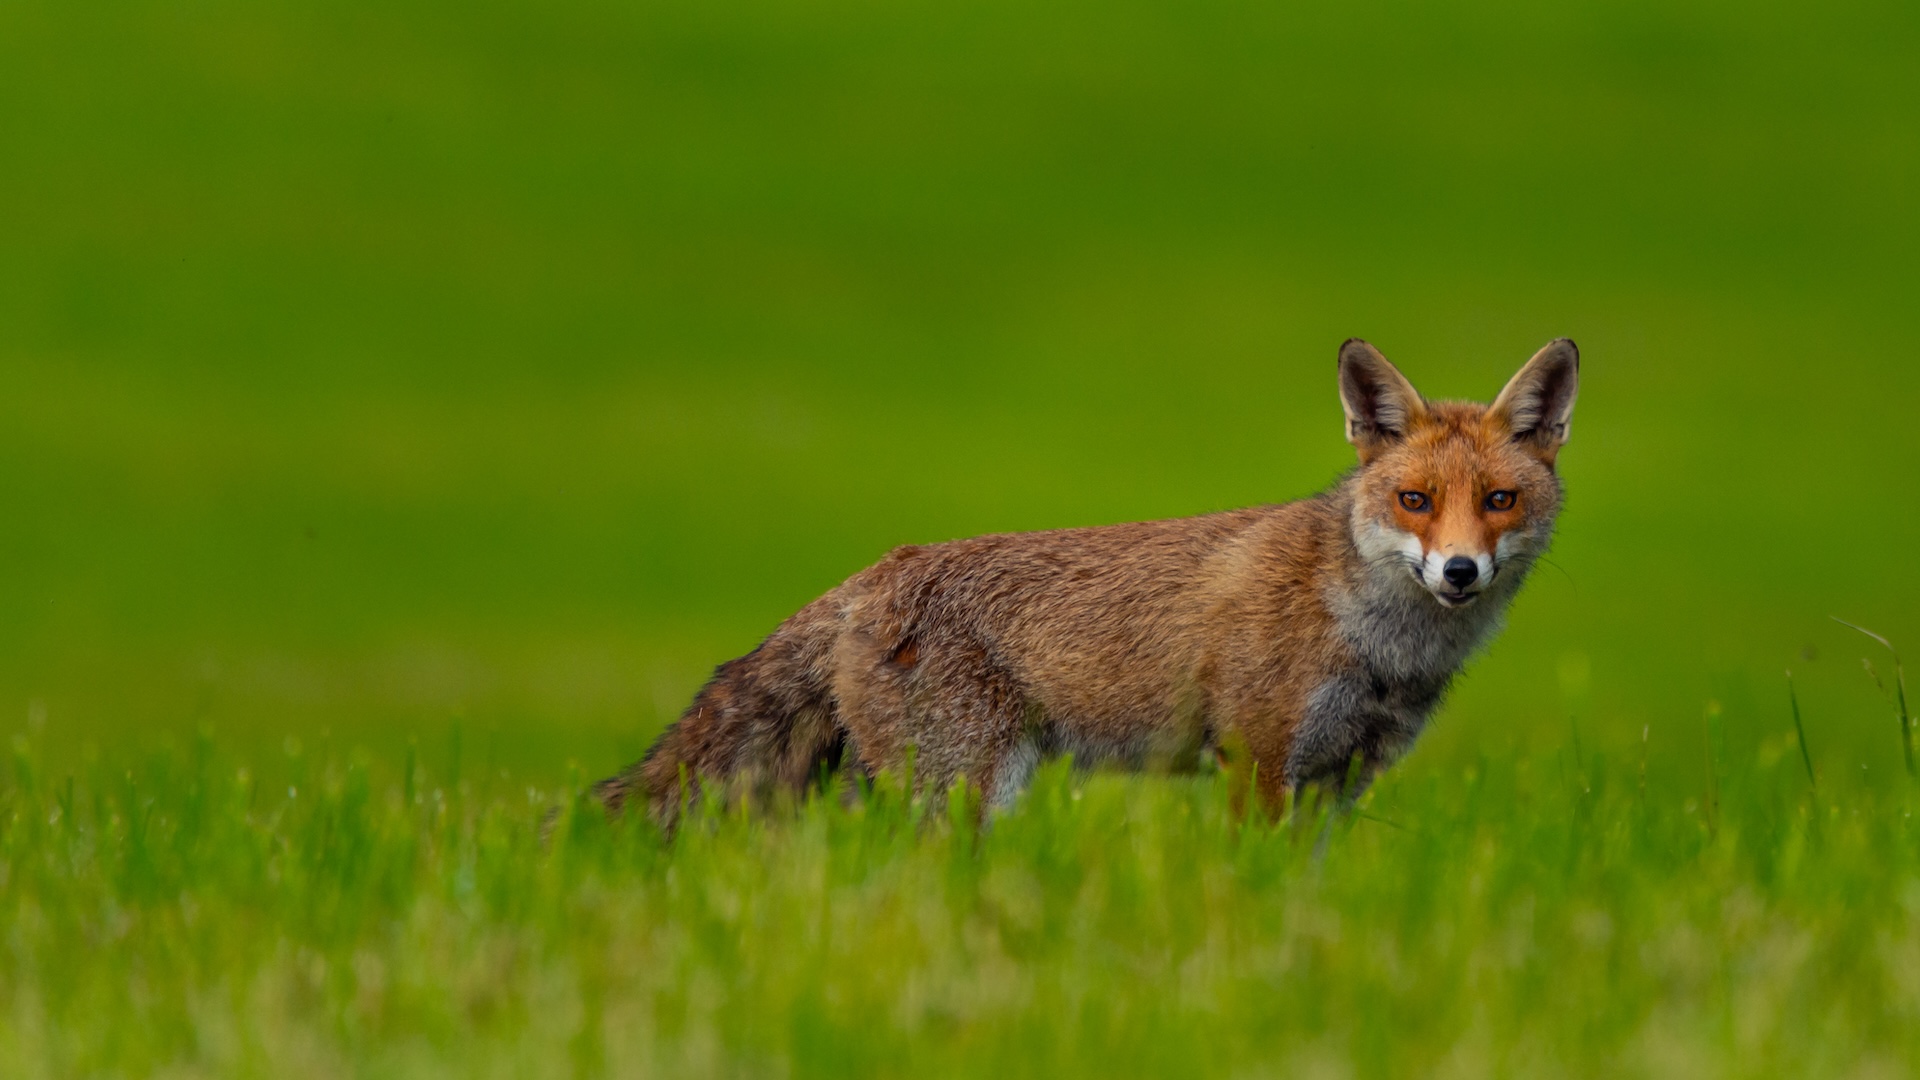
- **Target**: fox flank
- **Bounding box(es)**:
[597,339,1580,824]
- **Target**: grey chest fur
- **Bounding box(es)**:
[1287,582,1510,786]
[1286,667,1451,785]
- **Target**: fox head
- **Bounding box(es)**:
[1338,338,1579,609]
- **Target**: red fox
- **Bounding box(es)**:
[597,339,1579,823]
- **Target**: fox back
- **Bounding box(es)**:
[597,338,1580,824]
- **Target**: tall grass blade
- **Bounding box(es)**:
[1834,617,1916,779]
[1785,669,1815,789]
[1702,702,1722,838]
[1637,724,1650,807]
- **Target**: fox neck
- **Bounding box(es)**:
[1324,485,1533,686]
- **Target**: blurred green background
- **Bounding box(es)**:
[1,0,1915,785]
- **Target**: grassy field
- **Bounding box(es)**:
[4,738,1917,1077]
[3,0,1919,1074]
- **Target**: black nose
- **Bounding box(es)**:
[1442,556,1478,589]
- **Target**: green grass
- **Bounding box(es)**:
[3,0,1920,1072]
[4,735,1916,1077]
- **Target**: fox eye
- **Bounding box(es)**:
[1398,491,1430,512]
[1485,490,1517,512]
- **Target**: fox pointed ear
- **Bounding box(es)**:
[1338,338,1427,462]
[1491,338,1579,462]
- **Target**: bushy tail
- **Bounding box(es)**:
[593,598,843,828]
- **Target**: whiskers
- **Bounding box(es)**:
[1356,548,1429,591]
